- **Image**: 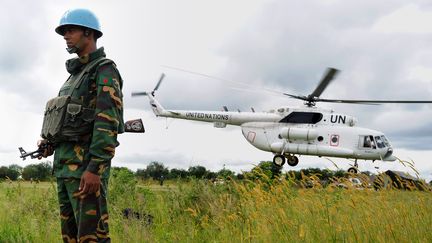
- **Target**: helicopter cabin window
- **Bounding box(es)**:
[361,135,377,149]
[279,112,323,124]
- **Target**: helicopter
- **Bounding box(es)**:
[132,68,432,173]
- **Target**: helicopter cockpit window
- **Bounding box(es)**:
[381,135,391,147]
[381,135,391,148]
[362,135,377,149]
[279,112,323,124]
[375,136,385,148]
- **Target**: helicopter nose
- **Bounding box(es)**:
[383,148,396,161]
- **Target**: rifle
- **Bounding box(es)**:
[18,119,144,160]
[18,143,52,161]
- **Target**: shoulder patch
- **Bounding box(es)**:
[97,63,117,86]
[98,77,113,86]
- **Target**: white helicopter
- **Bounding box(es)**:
[132,68,432,173]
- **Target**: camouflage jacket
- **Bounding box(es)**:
[52,47,124,179]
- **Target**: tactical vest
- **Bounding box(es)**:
[41,57,116,143]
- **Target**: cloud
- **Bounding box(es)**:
[220,1,421,94]
[0,2,46,73]
[215,0,432,151]
[372,4,432,34]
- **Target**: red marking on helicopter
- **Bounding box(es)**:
[247,131,256,143]
[330,134,339,146]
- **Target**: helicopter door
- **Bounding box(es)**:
[359,135,376,149]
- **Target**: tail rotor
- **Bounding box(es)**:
[132,73,165,97]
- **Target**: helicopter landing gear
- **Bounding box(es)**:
[273,155,285,167]
[286,155,299,167]
[347,167,358,174]
[347,160,359,174]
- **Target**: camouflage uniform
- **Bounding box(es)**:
[53,47,123,242]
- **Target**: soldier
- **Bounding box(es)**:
[38,8,124,242]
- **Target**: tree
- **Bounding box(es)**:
[242,161,282,183]
[111,166,134,176]
[7,164,22,180]
[145,161,169,180]
[0,166,8,180]
[205,171,217,180]
[188,165,209,179]
[236,173,245,180]
[169,168,188,179]
[255,161,282,178]
[22,162,52,181]
[217,168,235,179]
[136,168,149,180]
[334,170,346,178]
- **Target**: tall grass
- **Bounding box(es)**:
[146,178,432,242]
[0,174,430,242]
[0,181,59,242]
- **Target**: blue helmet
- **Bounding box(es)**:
[55,9,103,38]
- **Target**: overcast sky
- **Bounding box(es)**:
[1,0,432,180]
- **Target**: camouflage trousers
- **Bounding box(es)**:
[57,178,110,243]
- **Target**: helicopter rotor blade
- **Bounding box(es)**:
[132,73,166,98]
[154,73,165,92]
[283,93,308,101]
[308,68,339,99]
[316,98,432,104]
[131,91,148,97]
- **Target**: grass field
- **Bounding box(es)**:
[0,175,431,242]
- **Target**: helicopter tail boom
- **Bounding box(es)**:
[147,94,168,117]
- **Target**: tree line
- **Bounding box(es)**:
[0,162,52,181]
[135,161,236,180]
[1,161,431,186]
[0,161,282,181]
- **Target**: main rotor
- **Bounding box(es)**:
[285,68,432,107]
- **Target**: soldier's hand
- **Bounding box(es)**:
[79,171,101,197]
[37,139,54,159]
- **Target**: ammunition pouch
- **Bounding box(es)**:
[41,56,121,143]
[41,95,95,143]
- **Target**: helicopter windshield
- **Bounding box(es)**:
[361,135,390,149]
[374,136,385,148]
[381,135,391,147]
[279,112,323,124]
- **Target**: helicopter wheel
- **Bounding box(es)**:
[287,156,299,167]
[348,167,358,174]
[273,155,285,167]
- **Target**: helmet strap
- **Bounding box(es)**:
[65,34,86,54]
[66,46,79,54]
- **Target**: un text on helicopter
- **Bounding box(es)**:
[132,69,432,174]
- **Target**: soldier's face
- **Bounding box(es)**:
[63,26,85,48]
